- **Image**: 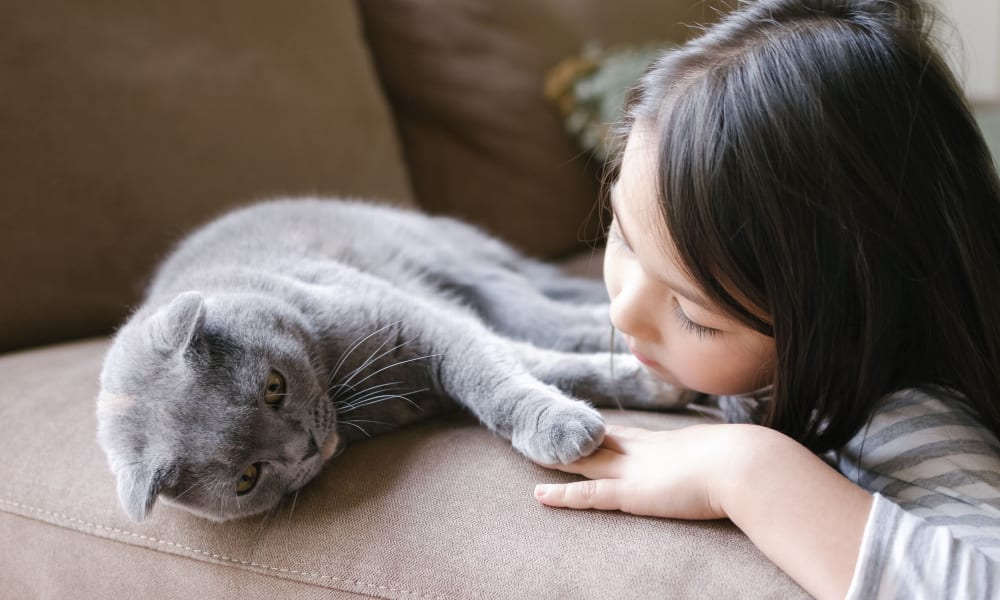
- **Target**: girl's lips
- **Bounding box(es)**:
[626,337,680,386]
[633,351,660,368]
[627,340,661,368]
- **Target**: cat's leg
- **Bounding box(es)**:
[404,307,608,463]
[518,259,611,305]
[508,341,693,411]
[428,215,611,305]
[435,268,625,354]
[310,278,606,464]
[424,217,616,346]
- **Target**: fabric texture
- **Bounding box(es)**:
[0,0,415,354]
[357,0,728,260]
[836,390,1000,598]
[0,339,806,599]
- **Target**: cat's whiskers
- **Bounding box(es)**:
[335,383,408,410]
[326,321,403,389]
[341,353,444,391]
[172,482,200,501]
[174,476,226,506]
[252,506,279,551]
[328,337,415,400]
[339,420,373,437]
[287,489,300,521]
[339,418,392,437]
[333,335,398,391]
[342,418,390,425]
[337,388,428,414]
[337,393,409,413]
[334,380,402,406]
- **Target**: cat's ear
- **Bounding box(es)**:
[147,291,206,355]
[117,462,175,522]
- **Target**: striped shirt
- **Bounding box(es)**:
[834,388,1000,599]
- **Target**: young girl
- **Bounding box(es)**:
[533,1,1000,598]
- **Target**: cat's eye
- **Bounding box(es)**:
[264,370,286,406]
[236,463,261,495]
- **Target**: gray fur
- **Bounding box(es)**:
[96,198,686,522]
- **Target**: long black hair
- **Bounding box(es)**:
[618,0,1000,452]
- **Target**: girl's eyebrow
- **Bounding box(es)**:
[609,182,715,311]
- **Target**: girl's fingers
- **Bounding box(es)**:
[601,424,653,453]
[534,479,627,511]
[604,424,648,437]
[535,448,624,479]
[599,429,629,454]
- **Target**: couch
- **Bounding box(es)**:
[0,1,808,597]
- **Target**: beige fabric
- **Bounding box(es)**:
[357,0,728,260]
[0,0,414,353]
[0,339,806,598]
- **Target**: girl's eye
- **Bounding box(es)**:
[264,369,286,405]
[236,463,261,495]
[607,220,634,254]
[672,299,720,340]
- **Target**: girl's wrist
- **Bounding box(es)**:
[708,424,872,599]
[710,424,795,519]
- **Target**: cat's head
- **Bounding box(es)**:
[96,291,341,522]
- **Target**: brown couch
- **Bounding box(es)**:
[0,1,808,598]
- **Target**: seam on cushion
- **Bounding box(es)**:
[0,497,445,600]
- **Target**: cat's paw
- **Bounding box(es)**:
[511,398,605,464]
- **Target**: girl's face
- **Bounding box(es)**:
[604,127,776,395]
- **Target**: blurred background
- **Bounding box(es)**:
[934,0,1000,161]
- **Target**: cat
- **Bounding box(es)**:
[96,198,686,522]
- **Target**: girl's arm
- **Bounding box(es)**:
[533,424,872,600]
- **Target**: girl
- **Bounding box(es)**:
[533,0,1000,598]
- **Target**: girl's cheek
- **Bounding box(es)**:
[603,248,622,300]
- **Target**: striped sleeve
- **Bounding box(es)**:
[837,389,1000,599]
[847,494,997,598]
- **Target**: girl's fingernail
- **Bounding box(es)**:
[534,484,550,498]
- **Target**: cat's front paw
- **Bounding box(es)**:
[511,399,605,464]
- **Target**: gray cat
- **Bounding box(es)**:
[96,198,684,522]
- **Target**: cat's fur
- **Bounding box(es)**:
[97,198,685,522]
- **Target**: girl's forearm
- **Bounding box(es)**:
[717,426,873,600]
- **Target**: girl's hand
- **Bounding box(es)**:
[533,423,750,520]
[534,422,873,600]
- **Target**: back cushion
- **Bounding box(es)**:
[357,0,727,259]
[0,1,414,352]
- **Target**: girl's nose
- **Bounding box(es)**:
[609,274,657,342]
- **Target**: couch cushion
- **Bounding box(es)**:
[0,338,806,599]
[357,0,728,260]
[0,0,415,353]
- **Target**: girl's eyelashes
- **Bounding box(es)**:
[609,215,718,340]
[672,298,720,339]
[608,220,634,254]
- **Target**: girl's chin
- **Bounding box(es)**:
[639,360,682,387]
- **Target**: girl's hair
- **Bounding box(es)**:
[617,0,1000,452]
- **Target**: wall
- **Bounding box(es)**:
[934,0,1000,106]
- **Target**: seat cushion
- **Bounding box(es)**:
[0,339,805,598]
[0,0,415,354]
